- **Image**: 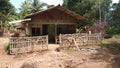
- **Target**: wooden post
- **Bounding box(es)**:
[46,35,48,49]
[41,24,42,35]
[55,24,57,43]
[59,34,61,44]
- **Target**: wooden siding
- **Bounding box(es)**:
[25,5,85,21]
[30,8,77,24]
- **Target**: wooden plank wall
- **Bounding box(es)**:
[31,9,77,23]
[9,35,48,54]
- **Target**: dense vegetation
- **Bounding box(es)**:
[0,0,16,28]
[0,0,120,37]
[63,0,120,37]
[106,2,120,37]
[63,0,111,26]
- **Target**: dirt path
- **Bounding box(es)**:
[0,39,60,68]
[0,37,9,49]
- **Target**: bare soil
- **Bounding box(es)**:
[0,37,120,68]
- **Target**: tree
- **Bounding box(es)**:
[63,0,112,27]
[19,0,31,19]
[0,0,15,24]
[99,0,112,22]
[106,1,120,36]
[19,0,47,18]
[29,0,47,13]
[0,0,15,29]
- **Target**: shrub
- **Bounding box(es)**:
[104,34,112,39]
[4,44,10,54]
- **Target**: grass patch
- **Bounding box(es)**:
[99,42,120,51]
[104,34,112,39]
[67,48,75,53]
[104,34,120,39]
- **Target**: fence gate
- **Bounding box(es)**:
[9,35,48,54]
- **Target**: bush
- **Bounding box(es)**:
[104,34,112,39]
[106,24,120,38]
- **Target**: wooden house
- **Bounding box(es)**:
[24,5,85,43]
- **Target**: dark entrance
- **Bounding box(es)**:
[42,24,48,35]
[32,28,41,36]
[42,24,56,43]
[48,25,55,43]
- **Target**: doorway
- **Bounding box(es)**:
[42,24,48,35]
[42,24,56,43]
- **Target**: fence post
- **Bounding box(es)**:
[9,37,12,54]
[59,34,61,45]
[46,35,48,49]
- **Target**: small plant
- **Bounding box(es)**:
[104,34,112,39]
[4,44,10,54]
[67,48,75,53]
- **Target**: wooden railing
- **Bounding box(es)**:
[9,35,48,54]
[59,33,102,49]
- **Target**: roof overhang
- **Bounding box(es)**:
[9,18,31,24]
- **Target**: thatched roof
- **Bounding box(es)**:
[24,5,85,21]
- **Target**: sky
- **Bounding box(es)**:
[10,0,119,11]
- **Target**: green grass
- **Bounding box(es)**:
[67,48,75,53]
[99,42,120,51]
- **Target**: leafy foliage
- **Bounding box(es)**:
[19,0,31,19]
[19,0,47,19]
[105,1,120,37]
[29,0,47,13]
[63,0,112,28]
[0,0,15,24]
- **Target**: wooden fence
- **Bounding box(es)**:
[59,33,102,50]
[9,35,48,54]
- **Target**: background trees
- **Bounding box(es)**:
[19,0,31,19]
[106,1,120,37]
[62,0,120,37]
[29,0,47,13]
[63,0,112,27]
[19,0,47,19]
[0,0,15,29]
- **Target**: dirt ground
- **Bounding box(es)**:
[0,37,120,68]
